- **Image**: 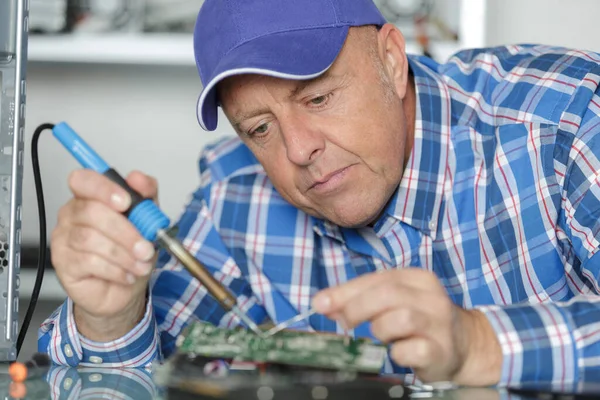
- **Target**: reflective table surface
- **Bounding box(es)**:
[1,360,598,400]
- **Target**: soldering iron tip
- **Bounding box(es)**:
[231,305,264,336]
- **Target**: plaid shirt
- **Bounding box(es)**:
[39,44,600,386]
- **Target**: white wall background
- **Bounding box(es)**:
[23,63,232,245]
[21,0,600,248]
[485,0,600,53]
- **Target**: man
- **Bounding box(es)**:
[39,0,600,388]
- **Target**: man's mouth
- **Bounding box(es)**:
[308,165,354,193]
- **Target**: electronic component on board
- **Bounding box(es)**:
[176,321,388,374]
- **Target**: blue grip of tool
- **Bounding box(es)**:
[52,122,170,241]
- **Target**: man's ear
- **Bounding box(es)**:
[377,23,409,99]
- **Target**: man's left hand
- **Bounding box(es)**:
[312,268,502,386]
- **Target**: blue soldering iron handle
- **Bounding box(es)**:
[52,122,171,242]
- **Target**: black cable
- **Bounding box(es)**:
[16,123,55,357]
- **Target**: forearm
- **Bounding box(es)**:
[454,309,503,386]
[74,293,147,342]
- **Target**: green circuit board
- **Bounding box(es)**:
[175,321,387,374]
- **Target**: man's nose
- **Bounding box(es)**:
[280,116,325,166]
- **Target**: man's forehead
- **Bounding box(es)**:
[220,71,337,124]
[219,69,341,106]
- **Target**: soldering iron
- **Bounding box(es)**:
[48,122,262,336]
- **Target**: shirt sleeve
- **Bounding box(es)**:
[477,81,600,387]
[477,297,593,386]
[38,294,160,368]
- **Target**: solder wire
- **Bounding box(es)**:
[264,308,317,337]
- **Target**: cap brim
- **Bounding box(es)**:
[197,25,350,131]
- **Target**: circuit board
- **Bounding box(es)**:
[175,321,388,374]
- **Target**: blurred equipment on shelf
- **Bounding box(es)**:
[29,0,69,33]
[374,0,434,23]
[373,0,460,56]
[30,0,145,33]
[29,0,203,34]
[28,0,459,48]
[69,0,146,33]
[143,0,201,33]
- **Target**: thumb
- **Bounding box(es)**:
[125,171,159,204]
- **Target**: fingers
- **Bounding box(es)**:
[51,223,153,283]
[390,337,440,371]
[52,244,137,286]
[389,337,458,383]
[332,281,430,342]
[312,269,440,318]
[126,170,159,202]
[370,307,429,343]
[68,169,159,210]
[68,169,132,212]
[329,280,418,328]
[65,225,153,277]
[59,198,155,262]
[55,168,160,290]
[309,268,468,384]
[312,270,391,314]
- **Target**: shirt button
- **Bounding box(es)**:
[89,356,103,364]
[63,344,73,357]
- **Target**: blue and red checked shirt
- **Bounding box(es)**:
[39,44,600,386]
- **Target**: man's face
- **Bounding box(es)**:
[219,25,414,228]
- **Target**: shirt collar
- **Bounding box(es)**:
[313,219,392,263]
[375,55,452,240]
[313,219,345,243]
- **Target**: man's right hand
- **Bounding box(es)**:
[50,169,159,342]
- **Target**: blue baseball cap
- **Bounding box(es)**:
[194,0,387,131]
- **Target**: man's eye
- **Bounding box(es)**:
[250,123,269,136]
[310,95,329,106]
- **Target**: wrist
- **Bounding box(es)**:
[74,293,147,342]
[453,308,502,387]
